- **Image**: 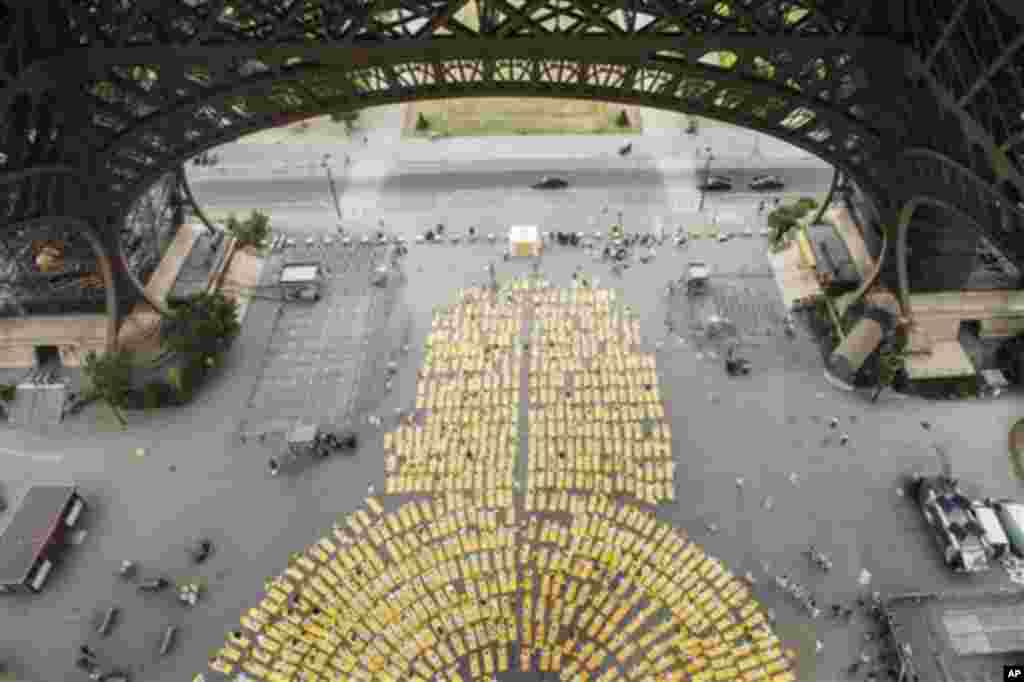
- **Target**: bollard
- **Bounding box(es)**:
[98,606,119,637]
[159,625,178,656]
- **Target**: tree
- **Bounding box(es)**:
[330,110,360,134]
[160,292,240,403]
[224,210,271,250]
[163,291,241,358]
[871,338,908,402]
[82,349,133,428]
[615,109,631,128]
[793,196,819,217]
[415,113,431,132]
[766,205,802,250]
[767,196,820,251]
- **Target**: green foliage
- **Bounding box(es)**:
[766,196,820,251]
[0,383,14,402]
[142,381,175,409]
[163,291,241,358]
[415,113,431,131]
[615,109,631,128]
[82,349,133,427]
[224,210,271,249]
[330,110,360,133]
[160,291,240,404]
[766,207,800,249]
[792,197,819,218]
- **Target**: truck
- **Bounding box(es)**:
[911,475,991,573]
[0,486,87,593]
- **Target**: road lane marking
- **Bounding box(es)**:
[0,446,64,463]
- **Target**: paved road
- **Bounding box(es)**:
[190,154,831,235]
[2,110,1021,682]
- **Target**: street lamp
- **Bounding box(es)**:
[321,153,343,224]
[698,146,713,212]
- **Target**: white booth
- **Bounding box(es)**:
[508,225,542,258]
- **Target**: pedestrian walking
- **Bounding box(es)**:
[363,136,368,145]
[735,477,745,491]
[487,261,496,283]
[839,433,850,445]
[815,640,823,654]
[344,154,350,167]
[758,200,765,214]
[367,483,375,495]
[788,472,800,486]
[829,417,839,428]
[762,495,774,511]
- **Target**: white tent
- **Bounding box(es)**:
[508,225,541,258]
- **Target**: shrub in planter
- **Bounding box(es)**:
[168,362,199,403]
[0,383,15,403]
[615,109,630,128]
[415,113,430,131]
[142,381,175,409]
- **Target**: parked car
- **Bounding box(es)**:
[749,174,785,191]
[989,499,1024,558]
[909,474,991,573]
[700,175,732,191]
[531,176,569,190]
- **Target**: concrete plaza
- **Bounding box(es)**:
[0,108,1022,681]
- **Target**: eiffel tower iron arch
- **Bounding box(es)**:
[2,0,1024,345]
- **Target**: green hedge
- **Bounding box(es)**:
[142,381,176,409]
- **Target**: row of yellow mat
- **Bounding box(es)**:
[215,498,792,681]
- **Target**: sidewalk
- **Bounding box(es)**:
[214,247,268,326]
[200,105,827,182]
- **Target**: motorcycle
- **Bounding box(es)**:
[783,314,796,339]
[138,577,170,593]
[726,357,751,376]
[116,560,137,580]
[618,143,632,156]
[76,657,130,681]
[803,546,833,571]
[189,539,213,564]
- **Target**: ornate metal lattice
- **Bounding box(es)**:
[0,0,1022,319]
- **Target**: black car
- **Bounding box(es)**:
[700,175,732,191]
[749,174,785,191]
[532,176,569,190]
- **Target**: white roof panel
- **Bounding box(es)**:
[279,265,320,283]
[509,225,539,242]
